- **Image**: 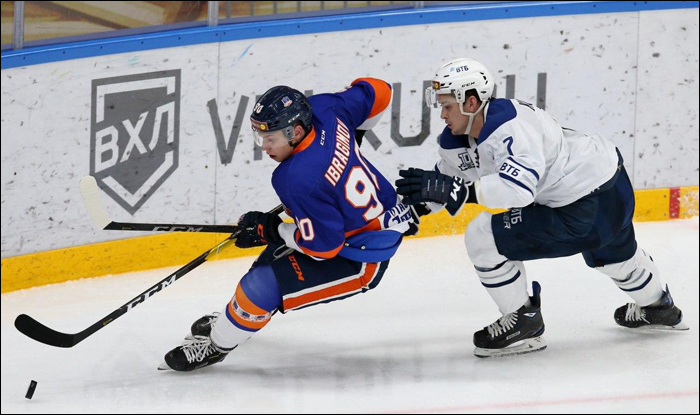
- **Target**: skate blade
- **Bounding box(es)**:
[669,321,689,331]
[474,336,547,358]
[157,361,173,371]
[622,321,689,332]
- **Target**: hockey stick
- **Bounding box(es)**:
[14,203,284,348]
[79,176,241,233]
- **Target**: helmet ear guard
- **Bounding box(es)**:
[280,125,296,143]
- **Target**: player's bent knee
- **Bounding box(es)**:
[465,212,491,252]
[211,266,282,348]
[465,212,503,266]
[239,265,282,313]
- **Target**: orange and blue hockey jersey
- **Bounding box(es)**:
[274,78,410,263]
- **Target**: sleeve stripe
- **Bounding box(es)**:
[351,77,392,119]
[499,173,534,196]
[507,157,540,181]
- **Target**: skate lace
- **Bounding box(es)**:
[207,312,221,325]
[181,335,219,363]
[624,303,649,323]
[487,312,518,338]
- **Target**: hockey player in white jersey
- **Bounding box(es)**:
[396,58,688,358]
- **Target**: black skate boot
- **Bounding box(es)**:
[159,335,235,371]
[185,312,220,339]
[614,285,689,331]
[473,281,547,358]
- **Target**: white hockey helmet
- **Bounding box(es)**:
[425,58,495,134]
[426,58,494,107]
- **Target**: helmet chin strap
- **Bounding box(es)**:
[459,100,488,137]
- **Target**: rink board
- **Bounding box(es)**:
[1,185,697,293]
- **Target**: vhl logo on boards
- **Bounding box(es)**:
[90,70,181,214]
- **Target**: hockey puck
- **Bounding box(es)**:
[25,380,37,399]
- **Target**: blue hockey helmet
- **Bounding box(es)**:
[250,86,313,146]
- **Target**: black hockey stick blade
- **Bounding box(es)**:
[13,247,213,348]
[14,314,77,348]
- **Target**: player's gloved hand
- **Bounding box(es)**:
[409,202,432,218]
[396,168,469,216]
[235,211,283,248]
[403,203,431,237]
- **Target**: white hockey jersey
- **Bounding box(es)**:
[436,98,620,209]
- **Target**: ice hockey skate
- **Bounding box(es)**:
[473,281,547,358]
[159,312,234,371]
[158,334,233,371]
[614,285,689,331]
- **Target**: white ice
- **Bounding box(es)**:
[2,219,699,413]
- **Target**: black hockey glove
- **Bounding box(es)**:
[395,168,469,216]
[235,211,283,248]
[410,202,432,218]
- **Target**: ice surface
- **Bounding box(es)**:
[2,219,698,413]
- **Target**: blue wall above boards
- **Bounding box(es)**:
[2,1,698,70]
